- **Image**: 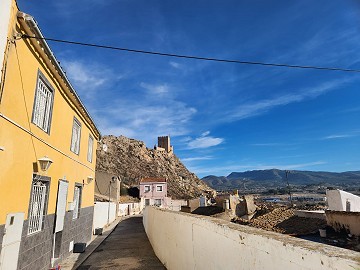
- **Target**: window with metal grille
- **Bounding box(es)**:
[32,72,54,133]
[70,118,81,154]
[28,175,50,235]
[72,185,82,219]
[87,135,94,162]
[154,199,162,206]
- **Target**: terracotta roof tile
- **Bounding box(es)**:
[140,177,167,183]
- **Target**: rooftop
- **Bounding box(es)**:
[140,177,167,183]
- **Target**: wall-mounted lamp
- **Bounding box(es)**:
[87,176,94,184]
[38,156,53,172]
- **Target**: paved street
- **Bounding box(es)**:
[77,216,166,270]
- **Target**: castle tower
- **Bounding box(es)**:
[158,136,173,153]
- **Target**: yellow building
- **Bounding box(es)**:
[0,1,101,269]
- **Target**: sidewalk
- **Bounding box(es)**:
[77,216,165,270]
[60,216,123,270]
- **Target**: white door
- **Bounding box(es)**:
[55,180,68,232]
[0,212,24,270]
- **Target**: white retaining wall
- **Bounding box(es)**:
[93,202,116,229]
[326,189,360,212]
[143,207,359,270]
[118,202,142,216]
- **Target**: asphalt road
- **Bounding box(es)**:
[77,216,166,270]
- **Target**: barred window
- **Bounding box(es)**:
[72,185,82,219]
[28,175,50,235]
[87,135,94,162]
[70,118,81,154]
[154,199,162,206]
[32,72,54,133]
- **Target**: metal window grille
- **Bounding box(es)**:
[70,118,81,154]
[32,77,53,132]
[87,135,94,162]
[28,181,47,235]
[72,186,81,219]
[154,199,162,206]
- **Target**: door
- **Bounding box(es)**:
[0,213,24,270]
[145,199,150,206]
[53,180,68,258]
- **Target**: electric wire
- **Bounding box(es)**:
[21,34,360,73]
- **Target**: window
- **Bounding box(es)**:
[145,199,150,206]
[156,185,163,192]
[70,118,81,154]
[154,199,162,206]
[144,185,150,192]
[32,72,54,133]
[87,135,94,162]
[28,175,50,235]
[72,185,82,219]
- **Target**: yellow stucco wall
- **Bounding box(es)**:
[0,1,100,225]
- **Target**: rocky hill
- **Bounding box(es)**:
[96,135,213,199]
[202,169,360,191]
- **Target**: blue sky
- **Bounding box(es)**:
[18,0,360,177]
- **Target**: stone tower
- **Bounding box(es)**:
[158,136,173,153]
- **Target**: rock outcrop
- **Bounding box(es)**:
[96,135,213,199]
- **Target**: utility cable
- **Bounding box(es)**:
[22,34,360,73]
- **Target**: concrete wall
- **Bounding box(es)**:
[165,199,187,211]
[143,207,359,270]
[295,210,326,220]
[118,202,142,216]
[326,189,360,212]
[326,210,360,236]
[93,202,116,230]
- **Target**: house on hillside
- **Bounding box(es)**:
[0,1,101,269]
[140,177,168,207]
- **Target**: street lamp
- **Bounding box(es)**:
[285,170,293,206]
[38,156,53,172]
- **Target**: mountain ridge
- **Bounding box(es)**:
[202,169,360,190]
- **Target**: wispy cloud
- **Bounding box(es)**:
[61,59,123,100]
[251,143,289,147]
[226,78,353,122]
[95,98,197,146]
[187,131,224,149]
[140,82,169,94]
[322,134,355,140]
[181,156,213,162]
[169,61,181,69]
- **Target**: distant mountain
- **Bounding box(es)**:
[202,169,360,191]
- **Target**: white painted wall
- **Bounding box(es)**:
[165,199,187,211]
[0,0,12,83]
[143,207,359,270]
[326,189,360,212]
[93,202,116,229]
[118,202,142,216]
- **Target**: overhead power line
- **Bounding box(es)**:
[21,34,360,73]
